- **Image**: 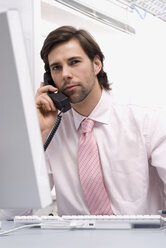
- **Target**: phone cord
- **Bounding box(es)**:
[44,109,63,151]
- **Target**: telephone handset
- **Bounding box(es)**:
[44,72,71,113]
[43,72,71,151]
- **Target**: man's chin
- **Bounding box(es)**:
[70,94,88,104]
[69,96,81,104]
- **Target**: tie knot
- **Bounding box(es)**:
[81,119,94,133]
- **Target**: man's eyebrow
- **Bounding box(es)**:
[68,56,83,61]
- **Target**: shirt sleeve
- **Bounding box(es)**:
[148,107,166,183]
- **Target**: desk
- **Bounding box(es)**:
[0,221,166,248]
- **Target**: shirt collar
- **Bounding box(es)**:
[72,89,112,130]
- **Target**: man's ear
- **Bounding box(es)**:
[93,55,102,76]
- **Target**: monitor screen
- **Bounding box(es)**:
[0,10,52,209]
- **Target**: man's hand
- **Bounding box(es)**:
[35,82,58,143]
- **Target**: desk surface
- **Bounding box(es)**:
[0,221,166,248]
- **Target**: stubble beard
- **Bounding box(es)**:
[68,85,93,104]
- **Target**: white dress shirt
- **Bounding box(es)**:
[2,89,166,219]
[45,89,166,216]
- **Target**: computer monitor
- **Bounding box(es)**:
[0,10,52,209]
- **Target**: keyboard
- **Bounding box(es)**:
[14,215,165,229]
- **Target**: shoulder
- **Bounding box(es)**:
[106,89,166,128]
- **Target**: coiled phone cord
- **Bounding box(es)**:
[44,109,63,151]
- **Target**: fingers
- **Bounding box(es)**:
[37,83,58,95]
[37,94,56,112]
[36,83,58,112]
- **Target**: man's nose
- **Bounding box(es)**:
[62,65,72,80]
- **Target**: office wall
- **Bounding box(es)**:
[126,14,166,106]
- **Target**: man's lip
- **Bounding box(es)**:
[64,85,78,91]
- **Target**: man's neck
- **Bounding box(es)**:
[72,84,102,117]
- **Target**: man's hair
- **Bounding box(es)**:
[40,26,111,90]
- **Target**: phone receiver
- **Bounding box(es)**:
[44,72,71,113]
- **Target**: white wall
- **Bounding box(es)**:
[125,13,166,107]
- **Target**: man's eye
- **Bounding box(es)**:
[52,65,61,71]
[71,60,80,65]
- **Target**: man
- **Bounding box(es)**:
[29,25,166,217]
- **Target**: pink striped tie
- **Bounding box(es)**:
[78,119,113,215]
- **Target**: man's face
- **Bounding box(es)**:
[48,38,101,104]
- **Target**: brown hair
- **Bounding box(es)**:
[41,26,111,90]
